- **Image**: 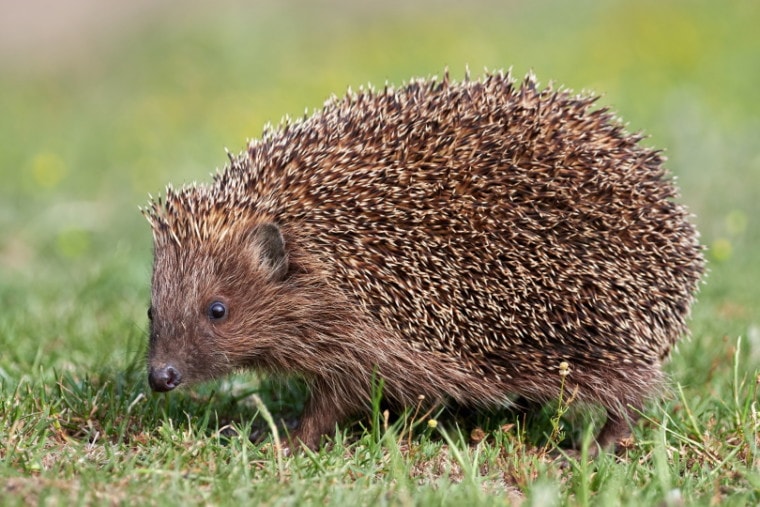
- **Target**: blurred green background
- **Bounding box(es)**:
[1,0,758,386]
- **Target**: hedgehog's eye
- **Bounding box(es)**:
[208,301,227,322]
[147,306,153,321]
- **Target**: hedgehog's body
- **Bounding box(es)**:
[145,73,704,451]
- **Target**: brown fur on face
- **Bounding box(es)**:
[144,72,704,451]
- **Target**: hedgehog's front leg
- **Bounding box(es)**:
[291,377,353,450]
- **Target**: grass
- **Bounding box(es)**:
[1,0,759,504]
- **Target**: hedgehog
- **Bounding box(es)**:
[143,71,704,453]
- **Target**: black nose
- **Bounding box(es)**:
[149,365,182,392]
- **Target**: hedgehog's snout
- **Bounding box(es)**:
[149,364,182,392]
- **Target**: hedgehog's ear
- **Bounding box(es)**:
[249,223,289,281]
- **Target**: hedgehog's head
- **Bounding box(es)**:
[143,187,291,392]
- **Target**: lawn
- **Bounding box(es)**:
[1,0,758,505]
